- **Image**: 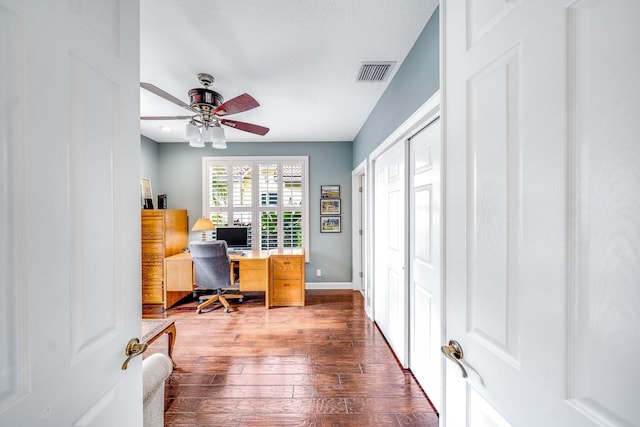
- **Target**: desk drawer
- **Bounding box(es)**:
[271,279,303,303]
[240,269,268,291]
[164,260,193,291]
[271,257,303,279]
[241,258,268,270]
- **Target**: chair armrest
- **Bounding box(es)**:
[142,353,173,402]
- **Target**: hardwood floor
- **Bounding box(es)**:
[143,290,438,426]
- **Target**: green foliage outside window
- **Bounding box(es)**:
[205,158,306,252]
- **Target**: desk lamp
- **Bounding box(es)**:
[192,218,215,241]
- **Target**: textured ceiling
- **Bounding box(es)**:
[140,0,438,143]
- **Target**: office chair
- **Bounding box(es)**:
[189,240,243,314]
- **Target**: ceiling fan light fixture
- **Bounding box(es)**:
[189,138,205,148]
[201,126,214,143]
[211,126,225,143]
[184,122,200,140]
[212,140,227,150]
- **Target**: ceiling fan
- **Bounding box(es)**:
[140,73,269,148]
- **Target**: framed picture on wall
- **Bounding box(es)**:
[320,199,341,215]
[320,185,340,199]
[320,216,341,233]
[140,178,153,209]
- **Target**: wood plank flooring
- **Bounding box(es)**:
[143,290,438,426]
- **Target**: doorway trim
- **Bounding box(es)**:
[352,159,372,316]
[369,92,441,161]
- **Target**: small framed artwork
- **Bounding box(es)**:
[320,216,341,233]
[320,185,340,199]
[320,199,341,215]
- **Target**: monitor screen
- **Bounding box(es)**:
[215,226,249,248]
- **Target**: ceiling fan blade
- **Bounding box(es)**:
[140,82,190,109]
[213,93,260,116]
[140,115,192,120]
[221,119,269,136]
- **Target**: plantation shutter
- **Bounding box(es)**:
[203,156,308,256]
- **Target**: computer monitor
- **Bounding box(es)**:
[215,226,249,249]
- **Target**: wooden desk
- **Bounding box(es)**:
[164,250,278,308]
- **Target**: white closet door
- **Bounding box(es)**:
[408,118,442,410]
[374,140,408,366]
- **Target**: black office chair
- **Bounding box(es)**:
[189,240,243,314]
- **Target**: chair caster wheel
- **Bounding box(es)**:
[239,298,244,303]
[196,309,202,314]
[224,307,230,313]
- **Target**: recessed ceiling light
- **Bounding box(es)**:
[159,126,172,132]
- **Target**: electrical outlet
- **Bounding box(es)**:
[316,269,322,277]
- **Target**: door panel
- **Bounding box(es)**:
[443,0,640,425]
[0,0,142,425]
[467,44,520,364]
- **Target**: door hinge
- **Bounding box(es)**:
[359,272,363,278]
[359,187,363,192]
[359,229,363,235]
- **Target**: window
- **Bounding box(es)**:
[202,156,308,255]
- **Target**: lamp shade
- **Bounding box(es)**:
[211,126,225,142]
[184,122,200,140]
[191,217,215,241]
[212,140,227,150]
[189,138,205,148]
[200,127,214,143]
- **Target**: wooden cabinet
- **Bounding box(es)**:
[141,210,187,305]
[268,249,305,307]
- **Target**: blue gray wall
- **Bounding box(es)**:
[140,135,160,196]
[352,7,439,168]
[142,139,353,284]
[140,7,440,285]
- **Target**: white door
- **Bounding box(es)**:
[408,118,442,410]
[373,141,408,366]
[442,0,640,426]
[0,1,142,425]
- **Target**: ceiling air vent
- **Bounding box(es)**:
[357,61,396,82]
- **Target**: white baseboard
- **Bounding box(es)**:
[305,282,356,290]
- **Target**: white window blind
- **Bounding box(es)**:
[202,156,308,255]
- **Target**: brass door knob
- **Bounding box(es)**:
[441,339,468,378]
[121,338,148,370]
